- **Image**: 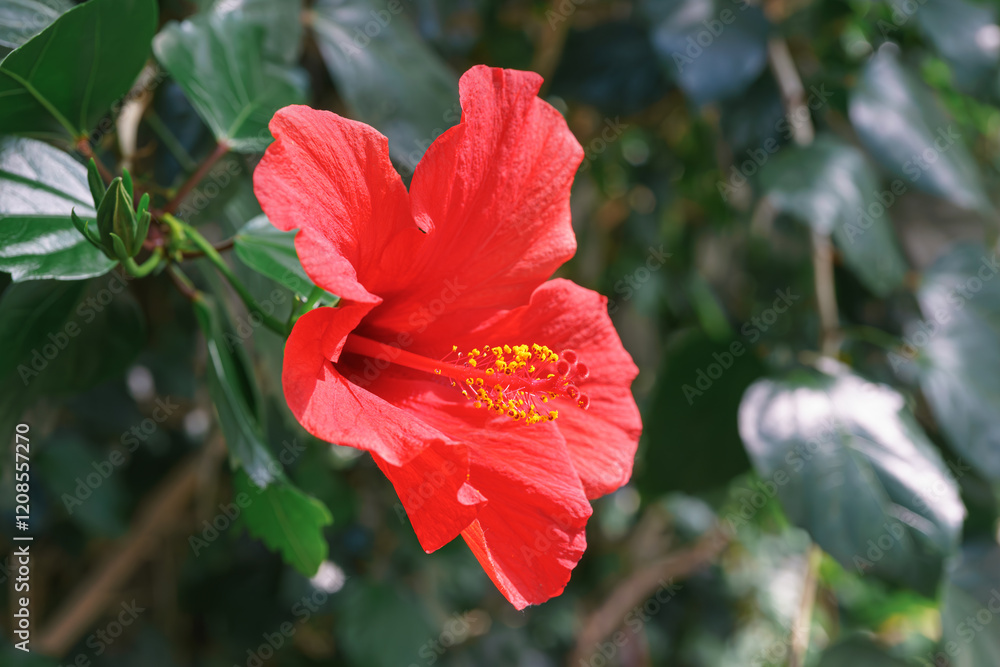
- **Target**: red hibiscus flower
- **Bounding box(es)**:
[253,65,642,609]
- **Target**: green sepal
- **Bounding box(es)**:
[133,211,151,256]
[96,177,139,257]
[122,168,134,200]
[70,209,100,247]
[109,232,130,263]
[86,159,106,208]
[137,192,150,216]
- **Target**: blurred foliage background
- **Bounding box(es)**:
[2,0,1000,665]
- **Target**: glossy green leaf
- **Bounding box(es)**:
[234,215,335,302]
[941,541,1000,667]
[194,0,304,64]
[193,294,281,487]
[0,0,72,51]
[153,13,308,153]
[0,277,144,395]
[760,135,908,297]
[310,0,460,172]
[0,137,114,281]
[915,242,1000,482]
[738,365,965,596]
[0,0,158,137]
[849,49,991,213]
[234,469,332,577]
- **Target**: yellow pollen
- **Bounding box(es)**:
[439,342,591,426]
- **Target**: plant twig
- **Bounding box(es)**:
[167,264,199,301]
[569,526,730,666]
[75,139,114,183]
[789,545,823,667]
[767,37,840,356]
[163,142,230,215]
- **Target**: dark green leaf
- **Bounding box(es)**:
[193,294,279,487]
[0,0,158,137]
[337,580,436,667]
[643,0,770,106]
[738,365,965,596]
[915,242,1000,482]
[310,0,460,172]
[233,469,332,577]
[849,49,991,213]
[0,137,114,281]
[153,13,308,153]
[941,541,1000,667]
[0,276,144,395]
[760,135,908,296]
[0,0,72,50]
[637,330,761,497]
[233,215,335,301]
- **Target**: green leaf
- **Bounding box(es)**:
[941,541,1000,667]
[0,277,145,395]
[153,13,308,153]
[642,0,771,106]
[738,365,966,596]
[914,242,1000,482]
[0,0,158,137]
[233,469,332,577]
[817,637,911,666]
[637,330,761,498]
[310,0,460,171]
[337,580,436,667]
[760,135,908,297]
[194,0,304,64]
[849,49,991,213]
[0,0,72,51]
[234,215,335,301]
[0,137,114,281]
[192,294,279,487]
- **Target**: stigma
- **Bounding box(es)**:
[441,344,591,424]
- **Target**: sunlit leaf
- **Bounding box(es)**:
[0,137,114,281]
[738,365,965,596]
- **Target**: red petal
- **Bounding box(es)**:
[373,439,486,553]
[282,306,453,467]
[367,65,584,339]
[463,279,642,499]
[253,105,423,313]
[458,420,592,609]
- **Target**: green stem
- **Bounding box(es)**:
[288,285,326,328]
[121,248,164,278]
[164,213,288,337]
